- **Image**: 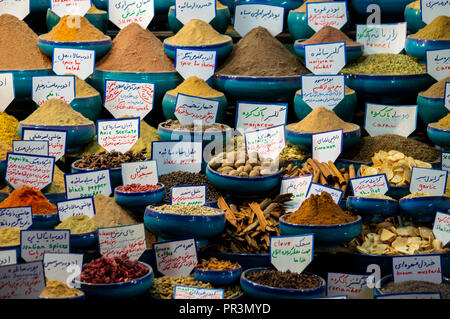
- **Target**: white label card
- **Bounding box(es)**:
[426,49,450,82]
[43,253,83,285]
[52,48,95,80]
[99,224,147,261]
[0,250,17,266]
[174,93,219,125]
[0,207,32,230]
[306,183,343,204]
[421,0,450,24]
[57,197,96,221]
[5,153,55,190]
[301,75,345,110]
[365,103,417,137]
[304,42,346,75]
[174,285,224,299]
[22,129,67,161]
[244,125,285,160]
[151,141,202,175]
[32,75,75,106]
[0,0,30,20]
[409,167,447,196]
[356,23,407,55]
[121,160,158,186]
[445,82,450,111]
[312,129,343,163]
[153,238,198,277]
[97,117,140,153]
[108,0,155,29]
[175,0,216,24]
[12,140,49,156]
[280,175,313,203]
[64,169,112,199]
[104,80,154,119]
[234,4,284,37]
[175,49,216,81]
[236,102,287,132]
[442,151,450,172]
[0,73,14,112]
[171,185,206,205]
[51,0,92,17]
[270,235,314,274]
[0,261,45,299]
[327,272,374,299]
[433,211,450,247]
[307,1,347,32]
[350,174,389,196]
[21,230,70,262]
[392,255,442,284]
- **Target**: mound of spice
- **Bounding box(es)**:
[287,106,359,133]
[0,227,21,246]
[21,99,93,126]
[246,270,323,290]
[167,76,224,98]
[80,255,149,284]
[165,19,230,45]
[420,77,450,98]
[96,23,174,72]
[40,280,84,298]
[381,280,450,299]
[160,119,229,132]
[279,142,308,161]
[152,204,222,215]
[116,184,162,192]
[286,192,356,225]
[294,0,335,12]
[301,26,360,46]
[0,141,11,160]
[218,27,308,77]
[72,74,99,97]
[195,258,240,271]
[430,114,450,130]
[341,54,426,75]
[55,215,99,234]
[402,192,435,199]
[41,15,109,42]
[0,14,51,70]
[86,4,106,14]
[357,193,395,200]
[75,150,147,169]
[0,186,57,215]
[92,194,138,227]
[0,112,20,146]
[407,0,420,9]
[410,15,450,40]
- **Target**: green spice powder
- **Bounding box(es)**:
[341,54,426,75]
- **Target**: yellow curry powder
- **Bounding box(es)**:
[0,227,21,246]
[40,280,84,298]
[42,15,109,41]
[407,0,420,9]
[165,19,230,45]
[167,76,224,98]
[86,4,105,14]
[71,74,99,97]
[430,114,450,130]
[55,215,99,234]
[294,0,335,12]
[411,15,450,40]
[0,141,11,160]
[0,112,20,146]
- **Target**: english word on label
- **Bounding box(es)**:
[171,185,206,205]
[153,238,198,277]
[365,103,417,137]
[5,153,55,190]
[312,129,343,163]
[236,102,287,132]
[97,117,140,153]
[21,230,70,262]
[409,167,447,196]
[52,48,95,80]
[426,49,450,82]
[64,169,112,199]
[356,23,407,55]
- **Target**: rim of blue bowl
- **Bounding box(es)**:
[399,195,450,203]
[241,267,326,295]
[279,213,362,229]
[72,159,122,172]
[285,125,361,138]
[288,10,306,15]
[38,36,112,46]
[158,123,233,137]
[206,164,283,181]
[213,73,304,82]
[114,183,166,196]
[417,94,444,102]
[69,229,99,239]
[164,91,226,99]
[33,212,59,221]
[163,37,233,50]
[428,125,450,134]
[406,36,450,45]
[342,72,430,80]
[194,264,243,276]
[93,69,178,75]
[19,122,95,131]
[145,206,225,220]
[72,93,101,100]
[0,244,20,250]
[1,68,52,73]
[347,196,398,203]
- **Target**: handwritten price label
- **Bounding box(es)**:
[280,175,313,203]
[0,207,32,230]
[301,74,345,110]
[306,1,347,32]
[443,151,450,172]
[43,253,83,284]
[12,140,49,157]
[22,129,67,161]
[327,272,374,299]
[121,160,158,186]
[51,0,91,17]
[236,102,287,132]
[174,93,219,125]
[392,255,442,284]
[175,0,216,24]
[5,153,55,190]
[174,285,224,299]
[175,49,216,81]
[97,117,140,153]
[104,80,154,119]
[32,75,75,106]
[52,48,95,80]
[426,49,450,82]
[306,183,343,204]
[153,238,198,277]
[0,261,45,299]
[304,42,346,75]
[350,174,389,196]
[21,230,70,262]
[109,0,155,29]
[312,129,343,163]
[365,103,417,137]
[171,185,206,205]
[433,211,450,247]
[421,0,450,24]
[57,197,95,221]
[0,73,14,112]
[356,23,407,55]
[409,167,447,196]
[0,250,17,266]
[445,83,450,111]
[151,141,202,175]
[270,235,314,274]
[64,169,112,199]
[99,224,146,261]
[0,0,30,20]
[234,4,284,37]
[245,124,285,160]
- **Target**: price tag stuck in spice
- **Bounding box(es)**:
[304,42,346,75]
[364,103,417,137]
[356,23,407,55]
[12,140,49,157]
[0,207,32,230]
[350,174,389,196]
[392,254,442,284]
[21,230,70,262]
[121,160,158,186]
[52,47,95,80]
[270,234,314,274]
[64,169,112,199]
[175,0,216,25]
[97,117,140,153]
[5,153,55,190]
[98,224,147,261]
[426,49,450,82]
[175,48,216,81]
[153,238,198,277]
[171,185,206,206]
[280,175,313,203]
[174,93,219,125]
[57,197,96,221]
[0,261,45,299]
[409,167,447,196]
[311,129,343,163]
[32,75,75,106]
[306,1,347,32]
[433,211,450,247]
[301,74,345,110]
[234,4,284,37]
[235,102,287,132]
[151,141,203,175]
[108,0,155,29]
[22,129,67,161]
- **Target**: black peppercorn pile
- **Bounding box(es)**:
[75,150,147,169]
[246,270,323,290]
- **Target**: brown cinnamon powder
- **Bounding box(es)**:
[301,26,359,46]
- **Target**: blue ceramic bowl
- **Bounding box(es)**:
[144,206,226,242]
[293,40,364,64]
[405,36,450,63]
[346,196,399,223]
[31,213,60,229]
[0,244,21,260]
[194,265,243,285]
[427,125,450,149]
[205,165,283,196]
[375,275,450,297]
[46,9,109,33]
[404,5,426,33]
[31,0,50,11]
[240,267,326,299]
[161,92,228,122]
[93,0,107,10]
[200,250,270,270]
[0,69,53,99]
[417,95,448,125]
[335,159,371,173]
[168,5,231,34]
[399,196,450,222]
[163,37,233,61]
[38,36,112,59]
[70,230,99,249]
[279,214,362,248]
[18,123,96,153]
[213,74,302,102]
[70,94,102,121]
[114,183,166,208]
[285,125,361,150]
[71,160,122,188]
[88,70,182,107]
[76,262,154,298]
[0,160,5,184]
[293,88,357,122]
[155,0,175,13]
[385,185,410,200]
[350,0,413,19]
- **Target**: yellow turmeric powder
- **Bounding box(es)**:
[86,4,106,14]
[0,112,20,146]
[165,19,230,45]
[167,76,224,98]
[41,15,109,42]
[0,141,11,160]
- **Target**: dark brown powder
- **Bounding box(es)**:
[420,77,450,98]
[217,27,308,77]
[382,281,450,299]
[301,26,360,46]
[96,23,174,72]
